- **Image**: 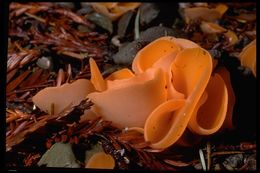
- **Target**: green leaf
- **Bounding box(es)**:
[38,142,80,168]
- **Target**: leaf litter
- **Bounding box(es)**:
[6,2,256,171]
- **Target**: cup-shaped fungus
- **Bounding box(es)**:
[188,73,228,135]
[199,21,238,46]
[239,39,256,77]
[32,79,95,115]
[86,37,233,149]
[88,67,167,128]
[132,37,185,100]
[144,47,213,149]
[215,66,236,130]
[183,4,228,23]
[32,36,234,151]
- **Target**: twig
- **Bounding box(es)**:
[134,8,140,40]
[211,151,245,157]
[199,149,206,171]
[25,12,55,26]
[60,51,86,60]
[66,64,72,83]
[206,141,211,171]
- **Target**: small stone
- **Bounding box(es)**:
[36,56,53,70]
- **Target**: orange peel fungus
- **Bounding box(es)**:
[239,39,256,77]
[91,3,141,21]
[32,79,95,115]
[32,36,235,155]
[85,152,115,169]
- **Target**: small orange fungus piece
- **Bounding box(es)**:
[200,21,227,34]
[239,39,256,77]
[85,152,115,169]
[32,79,95,115]
[89,58,107,91]
[91,3,141,21]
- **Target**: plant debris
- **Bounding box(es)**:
[5,2,256,171]
[112,26,176,65]
[38,142,80,168]
[87,12,113,34]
